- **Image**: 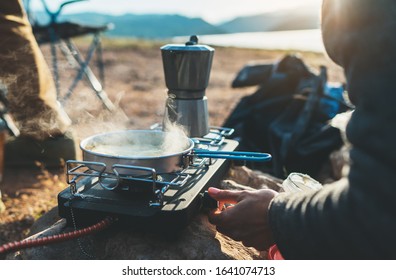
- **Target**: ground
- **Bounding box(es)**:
[0,38,345,256]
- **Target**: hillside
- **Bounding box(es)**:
[32,12,225,38]
[218,6,320,33]
[31,7,320,39]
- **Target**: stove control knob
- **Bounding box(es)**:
[200,190,218,210]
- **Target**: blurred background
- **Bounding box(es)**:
[25,0,323,51]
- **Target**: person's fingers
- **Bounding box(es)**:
[208,210,220,225]
[208,203,238,226]
[208,187,244,204]
[208,207,227,225]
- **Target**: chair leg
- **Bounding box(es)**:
[49,27,61,98]
[62,36,116,112]
[96,37,105,89]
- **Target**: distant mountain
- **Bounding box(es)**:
[30,7,320,39]
[32,12,225,38]
[218,6,320,33]
[108,14,225,38]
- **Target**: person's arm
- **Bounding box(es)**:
[270,0,396,259]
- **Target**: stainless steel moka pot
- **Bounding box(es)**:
[161,35,215,137]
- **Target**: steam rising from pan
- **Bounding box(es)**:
[161,101,191,154]
[84,129,191,158]
[82,105,191,158]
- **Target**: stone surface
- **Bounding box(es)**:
[227,165,284,192]
[8,209,261,260]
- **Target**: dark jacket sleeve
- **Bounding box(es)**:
[268,0,396,259]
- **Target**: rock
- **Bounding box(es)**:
[102,215,259,260]
[227,166,284,192]
[329,145,350,180]
[28,207,61,236]
[9,212,261,260]
[7,218,92,260]
[220,180,257,191]
[328,111,352,181]
[317,144,350,184]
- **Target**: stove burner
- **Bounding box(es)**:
[57,127,239,231]
[66,160,194,207]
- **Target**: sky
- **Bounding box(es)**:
[28,0,321,24]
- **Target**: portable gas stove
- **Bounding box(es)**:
[58,127,238,232]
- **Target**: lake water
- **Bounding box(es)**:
[174,29,325,53]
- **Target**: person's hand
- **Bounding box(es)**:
[207,187,278,251]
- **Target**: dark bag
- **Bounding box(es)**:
[224,55,351,179]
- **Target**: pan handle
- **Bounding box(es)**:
[192,149,272,162]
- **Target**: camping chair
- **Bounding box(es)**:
[25,0,116,112]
